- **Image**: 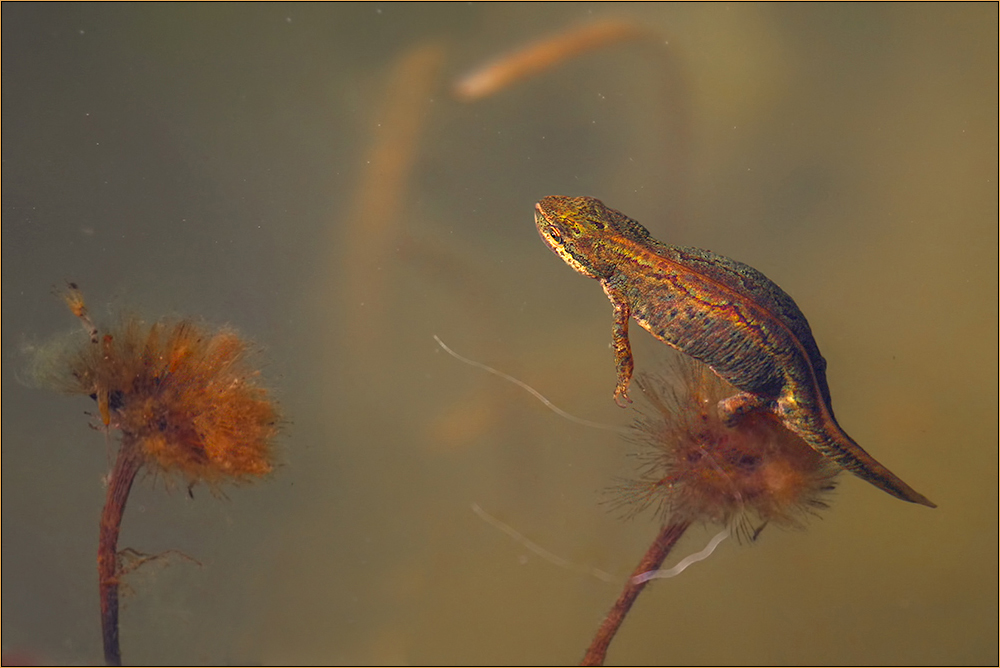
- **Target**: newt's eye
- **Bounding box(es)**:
[548,227,563,243]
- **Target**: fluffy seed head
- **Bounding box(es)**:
[46,287,277,486]
[615,357,838,538]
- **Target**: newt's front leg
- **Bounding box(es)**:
[602,281,633,407]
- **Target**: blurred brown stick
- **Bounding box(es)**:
[453,20,648,102]
[340,43,445,349]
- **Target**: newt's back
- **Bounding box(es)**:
[598,203,832,408]
[650,241,833,407]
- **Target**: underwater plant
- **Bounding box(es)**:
[582,357,839,665]
[38,284,278,666]
[436,335,840,664]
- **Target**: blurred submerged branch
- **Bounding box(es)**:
[453,20,650,102]
[339,43,446,356]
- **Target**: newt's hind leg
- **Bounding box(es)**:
[717,391,772,426]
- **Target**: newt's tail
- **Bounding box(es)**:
[835,436,936,507]
[789,408,936,507]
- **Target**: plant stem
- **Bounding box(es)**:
[98,435,143,666]
[581,520,692,666]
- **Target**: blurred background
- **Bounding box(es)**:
[2,3,996,664]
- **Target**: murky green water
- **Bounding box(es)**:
[3,3,997,664]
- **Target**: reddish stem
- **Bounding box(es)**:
[581,520,692,666]
[98,435,143,666]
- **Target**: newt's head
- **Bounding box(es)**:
[535,195,614,279]
[535,195,649,280]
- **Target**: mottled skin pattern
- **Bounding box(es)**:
[536,195,934,507]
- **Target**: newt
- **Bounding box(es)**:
[535,195,934,507]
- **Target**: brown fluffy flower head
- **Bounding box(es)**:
[49,285,277,486]
[617,356,838,536]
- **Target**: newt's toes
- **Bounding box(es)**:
[614,387,632,408]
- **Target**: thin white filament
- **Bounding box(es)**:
[632,527,730,584]
[471,503,615,583]
[434,335,628,433]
